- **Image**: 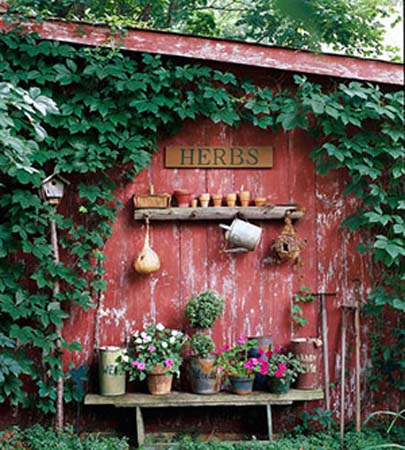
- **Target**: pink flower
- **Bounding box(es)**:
[274,369,284,378]
[265,350,273,359]
[164,359,173,367]
[137,362,146,370]
[273,345,281,353]
[217,367,224,373]
[237,336,247,344]
[258,348,265,356]
[147,345,156,352]
[278,363,287,371]
[215,344,230,355]
[244,360,254,370]
[131,360,139,367]
[259,361,269,375]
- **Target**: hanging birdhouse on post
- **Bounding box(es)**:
[41,174,70,205]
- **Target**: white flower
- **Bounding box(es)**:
[143,335,152,343]
[169,336,176,344]
[140,331,147,338]
[133,331,140,338]
[171,330,179,336]
[161,341,168,348]
[122,355,129,363]
[135,338,142,344]
[156,323,165,331]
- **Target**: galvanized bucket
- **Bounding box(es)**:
[219,218,262,253]
[99,346,126,396]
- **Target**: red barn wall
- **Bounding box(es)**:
[61,105,377,431]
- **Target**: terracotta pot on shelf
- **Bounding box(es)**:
[212,194,223,207]
[239,191,251,207]
[147,364,173,395]
[226,193,237,207]
[254,197,266,207]
[191,198,198,208]
[174,189,191,207]
[199,193,210,208]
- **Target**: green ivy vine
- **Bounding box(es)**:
[0,26,403,416]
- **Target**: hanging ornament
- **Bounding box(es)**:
[268,211,305,265]
[134,217,161,274]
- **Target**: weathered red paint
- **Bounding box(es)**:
[0,17,403,85]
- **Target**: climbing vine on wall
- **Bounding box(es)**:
[0,27,403,414]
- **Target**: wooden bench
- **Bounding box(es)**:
[85,389,324,446]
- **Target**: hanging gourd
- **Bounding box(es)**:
[134,217,161,274]
[268,211,305,265]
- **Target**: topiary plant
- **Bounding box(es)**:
[185,290,224,329]
[189,333,215,358]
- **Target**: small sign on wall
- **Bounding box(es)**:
[165,146,273,168]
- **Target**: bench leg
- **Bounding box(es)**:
[266,404,273,441]
[136,406,145,447]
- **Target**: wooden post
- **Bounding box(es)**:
[353,280,362,432]
[320,293,330,413]
[50,218,64,430]
[340,307,347,443]
[266,404,273,441]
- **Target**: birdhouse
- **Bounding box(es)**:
[41,174,70,205]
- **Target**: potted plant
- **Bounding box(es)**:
[119,323,186,395]
[185,290,224,330]
[216,336,258,395]
[187,333,221,394]
[255,348,305,394]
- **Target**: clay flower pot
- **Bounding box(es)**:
[226,193,237,207]
[239,191,251,207]
[212,194,223,207]
[254,197,266,207]
[191,198,198,208]
[147,364,173,395]
[174,189,191,207]
[199,193,210,208]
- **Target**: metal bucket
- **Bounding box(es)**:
[291,338,322,389]
[99,346,126,396]
[219,219,262,253]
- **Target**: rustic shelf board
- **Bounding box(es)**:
[134,205,304,221]
[85,389,323,408]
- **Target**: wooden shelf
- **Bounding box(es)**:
[134,205,304,221]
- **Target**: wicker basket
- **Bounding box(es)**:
[133,185,171,208]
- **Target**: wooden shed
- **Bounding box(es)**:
[0,16,403,442]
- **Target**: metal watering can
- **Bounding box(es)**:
[219,218,262,253]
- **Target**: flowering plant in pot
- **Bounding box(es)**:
[253,348,305,394]
[187,333,221,394]
[216,336,258,395]
[119,323,186,395]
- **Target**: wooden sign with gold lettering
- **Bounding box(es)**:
[165,146,273,168]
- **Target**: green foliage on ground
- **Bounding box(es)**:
[1,425,403,450]
[0,425,129,449]
[166,429,403,449]
[0,24,403,416]
[6,0,401,59]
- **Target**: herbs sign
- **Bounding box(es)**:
[165,146,273,168]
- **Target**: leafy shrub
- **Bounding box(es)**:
[189,333,215,358]
[185,290,224,329]
[0,425,129,450]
